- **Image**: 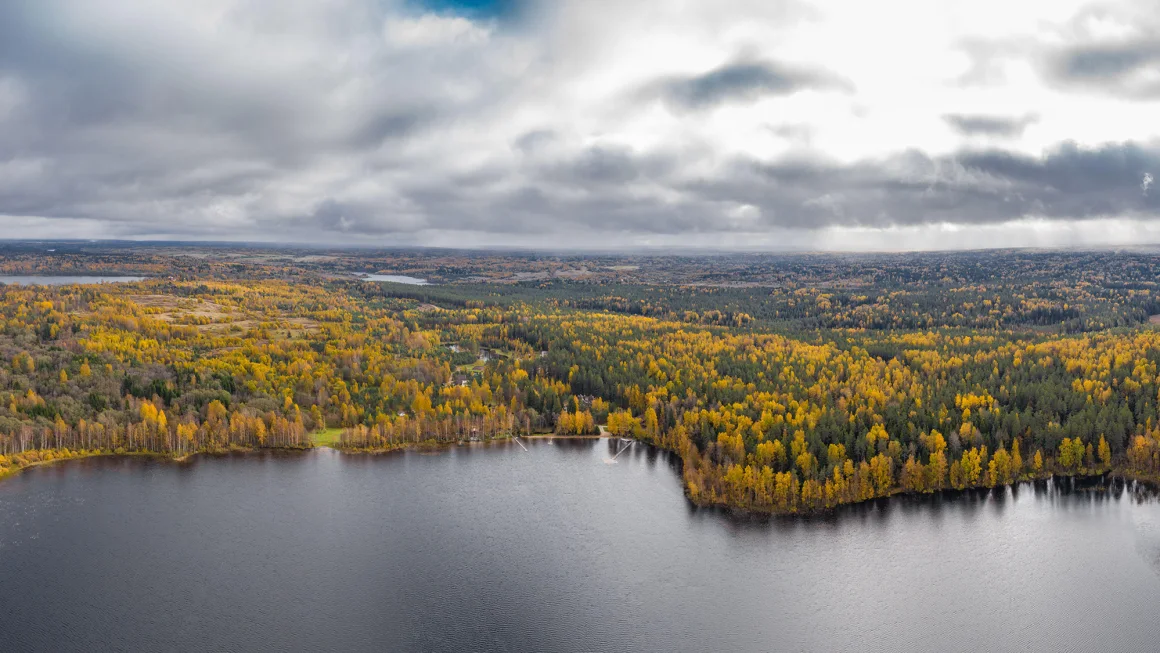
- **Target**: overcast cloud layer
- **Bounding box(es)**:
[2,0,1160,250]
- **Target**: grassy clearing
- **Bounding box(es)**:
[312,428,344,447]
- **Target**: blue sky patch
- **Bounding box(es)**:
[408,0,520,21]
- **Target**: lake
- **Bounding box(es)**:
[2,440,1160,652]
[0,275,145,286]
[363,274,429,285]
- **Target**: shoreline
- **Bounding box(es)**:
[0,434,610,482]
[0,445,315,482]
[5,440,1156,519]
[257,436,1160,516]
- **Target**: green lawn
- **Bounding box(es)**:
[312,428,344,447]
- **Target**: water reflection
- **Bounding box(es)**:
[681,473,1160,537]
[4,442,1160,652]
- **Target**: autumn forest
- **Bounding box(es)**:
[3,242,1160,514]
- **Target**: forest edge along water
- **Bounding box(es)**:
[2,432,1154,519]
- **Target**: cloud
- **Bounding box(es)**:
[1028,2,1160,98]
[1048,41,1160,98]
[944,114,1038,138]
[693,140,1160,230]
[2,0,1160,249]
[1058,42,1160,80]
[651,59,851,111]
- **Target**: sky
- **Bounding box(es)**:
[2,0,1160,251]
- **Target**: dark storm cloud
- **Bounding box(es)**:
[1059,42,1160,78]
[710,141,1160,230]
[328,139,1159,238]
[944,114,1037,138]
[653,59,851,110]
[1048,41,1160,98]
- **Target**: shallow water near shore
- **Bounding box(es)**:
[3,439,1160,652]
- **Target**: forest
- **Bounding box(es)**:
[2,244,1160,513]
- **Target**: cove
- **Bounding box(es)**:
[3,439,1160,652]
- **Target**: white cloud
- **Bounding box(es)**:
[385,14,492,49]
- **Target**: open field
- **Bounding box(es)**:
[312,428,345,447]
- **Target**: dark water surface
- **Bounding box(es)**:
[3,440,1160,652]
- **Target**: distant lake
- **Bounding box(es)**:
[0,275,145,286]
[362,274,429,285]
[3,441,1160,652]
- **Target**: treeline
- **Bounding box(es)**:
[1,398,307,455]
[357,276,1160,334]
